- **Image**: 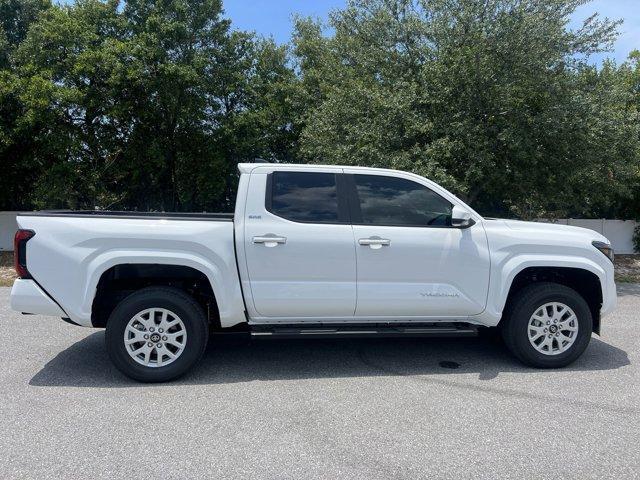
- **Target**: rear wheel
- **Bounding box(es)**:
[105,287,208,382]
[502,282,592,368]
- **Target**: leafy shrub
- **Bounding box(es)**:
[633,225,640,253]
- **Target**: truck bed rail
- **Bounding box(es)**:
[17,210,234,221]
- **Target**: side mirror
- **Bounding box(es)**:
[451,205,475,228]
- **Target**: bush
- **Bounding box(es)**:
[633,225,640,253]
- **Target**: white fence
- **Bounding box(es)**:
[537,219,637,254]
[0,211,637,253]
[0,212,19,251]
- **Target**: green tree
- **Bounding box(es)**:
[605,50,640,219]
[0,0,51,210]
[293,0,639,218]
[2,0,298,211]
[2,0,638,219]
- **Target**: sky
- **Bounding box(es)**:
[223,0,640,64]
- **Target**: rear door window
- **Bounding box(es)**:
[267,172,343,223]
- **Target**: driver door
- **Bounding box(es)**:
[344,171,491,319]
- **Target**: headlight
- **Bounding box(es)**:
[592,241,614,263]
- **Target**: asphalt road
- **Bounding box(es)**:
[1,286,639,479]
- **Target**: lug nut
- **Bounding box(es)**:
[144,334,149,340]
[149,327,155,332]
[157,343,163,348]
[548,334,552,338]
[162,336,167,341]
[546,321,550,325]
[148,342,153,347]
[159,328,164,333]
[554,319,558,324]
[544,328,548,333]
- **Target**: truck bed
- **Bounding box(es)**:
[13,211,246,327]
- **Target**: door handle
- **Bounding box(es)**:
[253,235,287,247]
[358,237,390,249]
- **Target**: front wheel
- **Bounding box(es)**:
[502,282,593,368]
[105,287,208,382]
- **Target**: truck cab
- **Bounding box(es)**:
[238,163,490,322]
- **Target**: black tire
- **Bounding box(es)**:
[105,287,208,382]
[501,282,592,368]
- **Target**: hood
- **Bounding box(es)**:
[487,219,610,244]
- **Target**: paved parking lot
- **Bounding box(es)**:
[1,286,639,479]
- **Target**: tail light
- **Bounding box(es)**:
[14,229,35,279]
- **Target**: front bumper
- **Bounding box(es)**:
[10,279,67,317]
[600,265,617,319]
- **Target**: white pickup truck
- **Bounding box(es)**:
[11,163,617,381]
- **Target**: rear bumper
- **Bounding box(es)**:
[10,279,67,317]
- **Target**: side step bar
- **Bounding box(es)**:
[250,323,478,339]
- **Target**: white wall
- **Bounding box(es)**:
[536,219,637,254]
[0,212,19,251]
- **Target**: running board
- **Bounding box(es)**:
[249,323,478,339]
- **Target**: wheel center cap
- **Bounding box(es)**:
[150,333,161,343]
[549,325,558,334]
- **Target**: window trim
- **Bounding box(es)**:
[265,171,351,225]
[345,173,456,229]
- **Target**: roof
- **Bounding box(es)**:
[237,162,403,175]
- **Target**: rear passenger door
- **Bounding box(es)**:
[243,168,357,320]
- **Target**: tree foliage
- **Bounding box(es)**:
[1,0,295,211]
[293,0,640,218]
[0,0,639,218]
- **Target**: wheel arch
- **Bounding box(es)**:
[70,247,247,329]
[501,265,603,334]
[91,261,221,329]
